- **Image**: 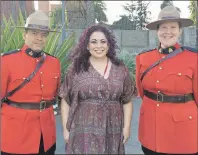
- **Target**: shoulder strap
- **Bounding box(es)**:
[44,52,57,58]
[182,46,198,53]
[138,48,156,55]
[1,54,47,103]
[141,48,183,82]
[1,49,20,56]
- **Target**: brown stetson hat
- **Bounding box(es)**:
[146,6,194,30]
[17,10,59,32]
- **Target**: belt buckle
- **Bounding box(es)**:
[40,100,46,112]
[157,92,164,102]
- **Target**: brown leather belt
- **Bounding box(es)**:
[144,90,194,103]
[5,99,54,111]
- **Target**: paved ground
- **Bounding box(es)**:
[55,98,143,154]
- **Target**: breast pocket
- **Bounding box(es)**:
[10,74,26,83]
[9,74,35,90]
[162,69,192,80]
[179,69,193,79]
[51,73,59,86]
[44,73,60,94]
[160,69,193,93]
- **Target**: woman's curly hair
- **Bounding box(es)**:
[69,24,123,74]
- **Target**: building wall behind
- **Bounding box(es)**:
[37,1,50,14]
[1,1,34,20]
[65,27,196,54]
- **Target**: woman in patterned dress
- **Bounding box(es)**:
[59,24,135,154]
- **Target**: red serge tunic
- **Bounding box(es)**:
[136,43,198,154]
[1,45,61,154]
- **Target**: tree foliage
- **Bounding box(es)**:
[50,1,108,28]
[122,1,151,30]
[188,0,196,25]
[94,1,108,23]
[50,8,67,29]
[160,0,181,12]
[111,15,137,30]
[160,0,173,10]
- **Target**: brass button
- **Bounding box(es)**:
[157,104,160,107]
[159,67,162,70]
[158,91,160,93]
[23,77,26,80]
[178,73,182,76]
[157,80,160,83]
[40,72,43,74]
[189,116,192,119]
[55,76,58,79]
[41,84,44,87]
[37,60,39,62]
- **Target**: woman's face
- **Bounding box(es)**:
[87,31,109,59]
[157,21,182,48]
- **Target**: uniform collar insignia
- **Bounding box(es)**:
[29,51,33,56]
[158,44,176,54]
[25,48,43,58]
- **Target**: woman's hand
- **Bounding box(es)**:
[123,127,130,144]
[122,102,132,144]
[63,129,70,143]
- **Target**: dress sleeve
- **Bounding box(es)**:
[120,66,135,104]
[58,64,74,106]
[136,55,144,99]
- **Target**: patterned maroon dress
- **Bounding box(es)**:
[59,61,134,154]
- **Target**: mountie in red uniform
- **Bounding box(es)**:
[136,43,198,154]
[1,44,61,154]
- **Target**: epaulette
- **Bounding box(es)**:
[44,52,57,58]
[182,46,198,53]
[1,49,20,56]
[138,48,156,55]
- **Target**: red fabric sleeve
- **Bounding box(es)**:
[135,55,144,99]
[1,57,10,99]
[193,57,198,104]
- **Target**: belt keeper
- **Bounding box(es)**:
[184,94,187,103]
[40,100,47,112]
[26,78,30,82]
[157,92,164,102]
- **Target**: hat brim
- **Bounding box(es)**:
[16,26,60,33]
[146,18,194,30]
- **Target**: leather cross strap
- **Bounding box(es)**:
[140,47,183,82]
[1,53,46,104]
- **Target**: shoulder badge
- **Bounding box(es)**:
[1,49,20,56]
[44,52,57,58]
[182,46,198,53]
[138,48,156,55]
